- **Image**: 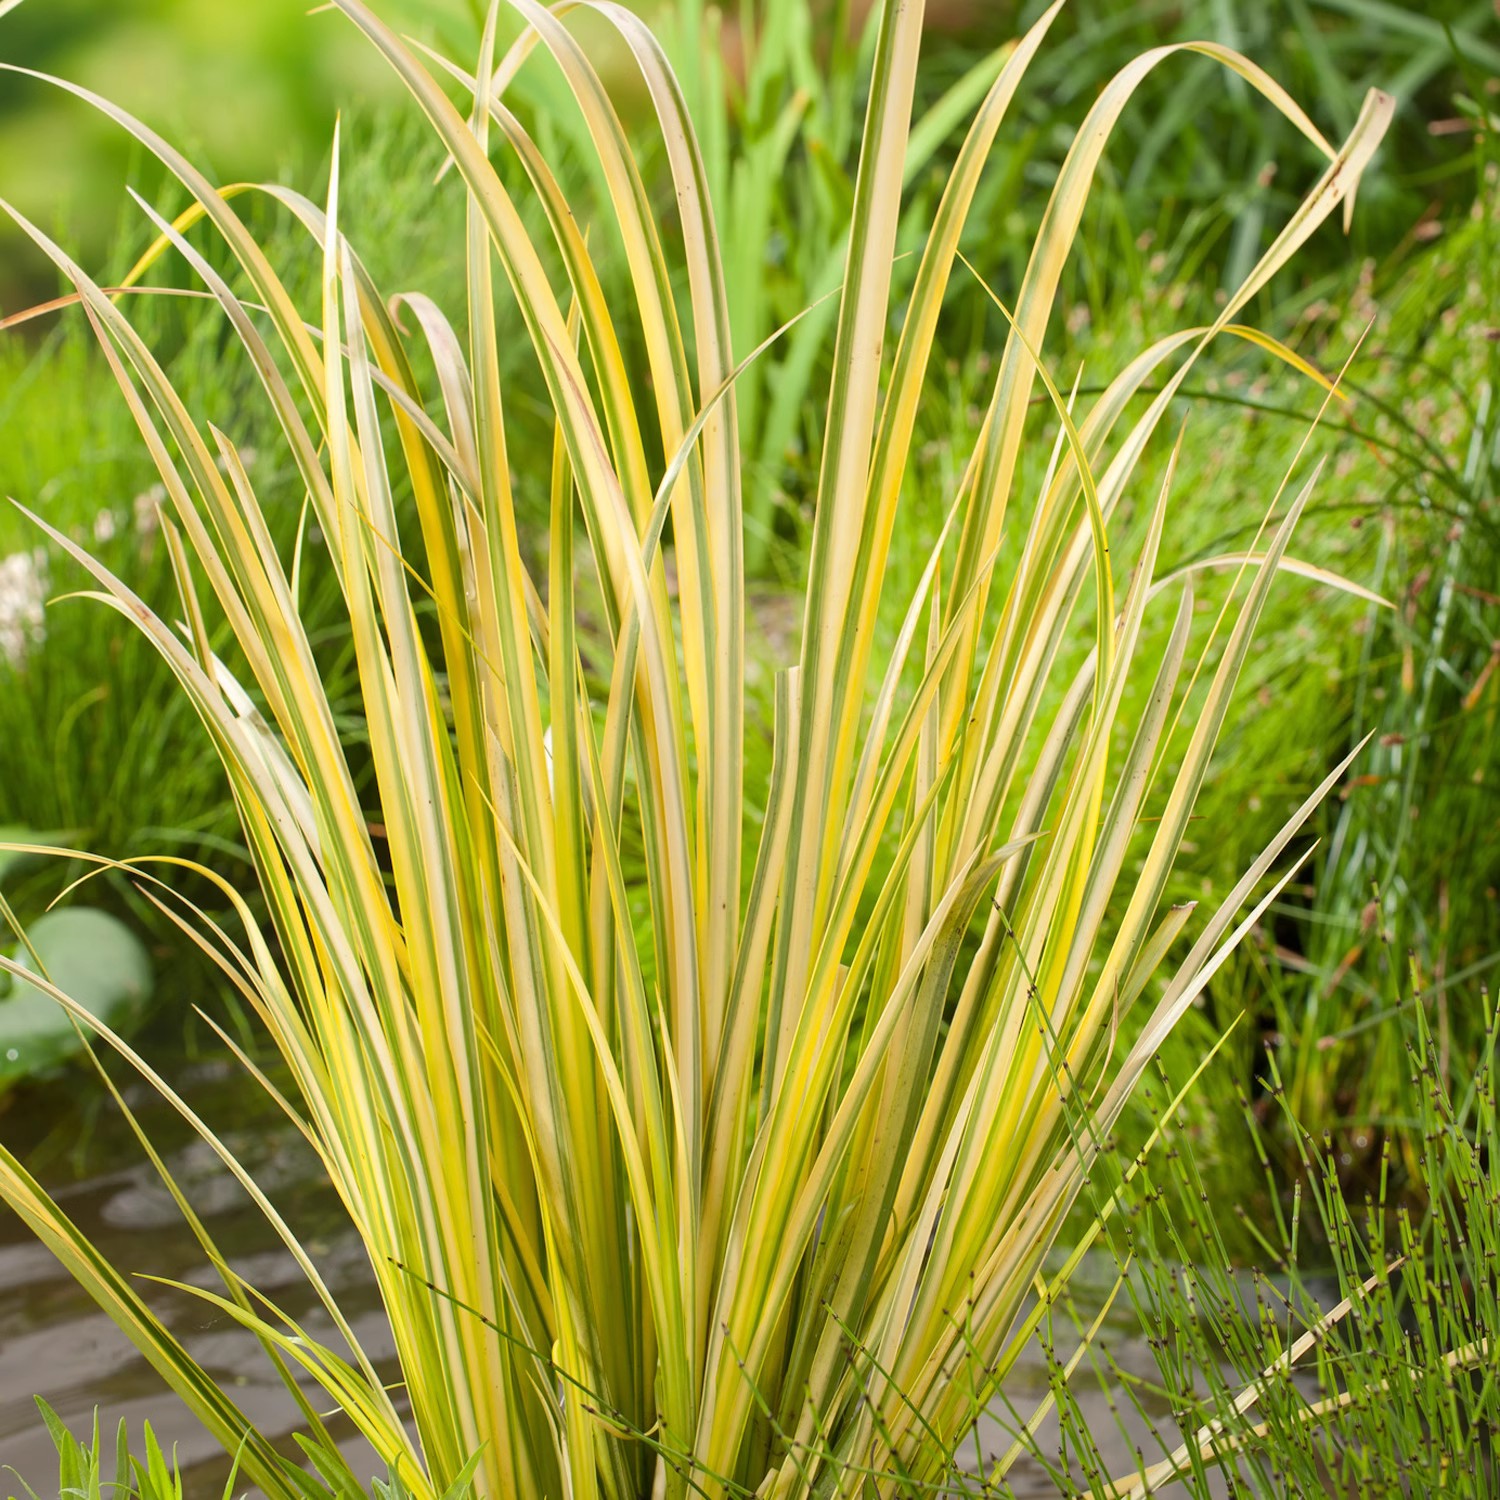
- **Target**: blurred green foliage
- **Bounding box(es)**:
[0,0,490,305]
[3,0,1494,313]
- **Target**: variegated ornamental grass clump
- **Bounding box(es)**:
[0,2,1392,1497]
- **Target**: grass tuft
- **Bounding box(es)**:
[0,3,1393,1497]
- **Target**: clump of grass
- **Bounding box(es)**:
[995,978,1500,1498]
[1163,182,1500,1145]
[6,1399,195,1500]
[1270,211,1500,1130]
[7,1395,447,1500]
[0,2,1391,1497]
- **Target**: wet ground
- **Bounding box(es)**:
[0,1055,1218,1499]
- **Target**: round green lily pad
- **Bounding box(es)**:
[0,908,153,1085]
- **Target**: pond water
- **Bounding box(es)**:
[0,1056,1221,1499]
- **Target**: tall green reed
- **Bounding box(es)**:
[654,0,1008,569]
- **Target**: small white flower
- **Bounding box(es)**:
[92,509,119,543]
[134,484,166,537]
[0,548,49,665]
